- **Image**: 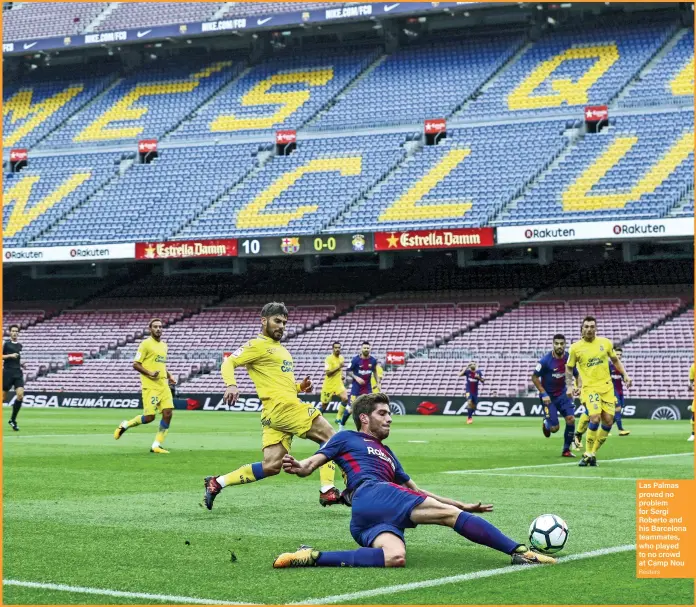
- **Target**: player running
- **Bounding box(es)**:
[273,392,556,568]
[459,362,484,425]
[114,318,176,453]
[337,341,380,431]
[609,347,630,436]
[203,302,341,509]
[3,324,27,431]
[531,334,578,457]
[566,316,632,467]
[688,363,694,442]
[316,342,348,415]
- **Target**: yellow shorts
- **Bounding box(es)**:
[261,401,321,452]
[321,382,346,404]
[142,386,174,416]
[582,387,616,417]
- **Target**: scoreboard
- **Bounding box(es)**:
[238,233,374,257]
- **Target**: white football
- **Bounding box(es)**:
[528,514,569,554]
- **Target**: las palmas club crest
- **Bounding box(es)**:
[281,237,300,254]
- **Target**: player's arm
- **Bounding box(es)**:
[326,361,343,378]
[689,366,694,391]
[531,363,551,405]
[403,479,493,513]
[372,363,381,391]
[348,359,365,385]
[296,376,313,393]
[608,349,632,388]
[221,341,263,404]
[133,343,158,379]
[281,453,329,477]
[2,343,19,360]
[565,348,577,398]
[477,372,485,384]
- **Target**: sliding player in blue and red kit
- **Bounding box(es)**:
[459,362,484,424]
[531,334,579,457]
[273,392,556,568]
[609,347,630,436]
[337,341,380,431]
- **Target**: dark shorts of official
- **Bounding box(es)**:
[540,394,574,426]
[349,481,427,548]
[3,371,24,392]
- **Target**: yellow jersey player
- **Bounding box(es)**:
[114,318,176,453]
[688,363,694,442]
[566,316,632,467]
[203,302,342,509]
[371,362,384,392]
[317,341,347,415]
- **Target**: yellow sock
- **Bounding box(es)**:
[219,463,263,487]
[593,425,611,454]
[319,460,335,491]
[585,425,598,454]
[335,403,346,422]
[576,413,590,435]
[126,415,144,428]
[154,421,169,446]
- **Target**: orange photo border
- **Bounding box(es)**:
[0,0,694,606]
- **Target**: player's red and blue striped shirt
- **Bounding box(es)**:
[317,430,410,492]
[349,355,379,396]
[609,361,624,398]
[463,369,483,396]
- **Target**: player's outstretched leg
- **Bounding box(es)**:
[275,534,403,568]
[115,414,154,439]
[205,461,268,510]
[305,413,343,507]
[335,401,346,426]
[151,409,172,453]
[8,389,23,431]
[614,406,630,436]
[574,412,589,450]
[561,413,576,458]
[466,400,475,425]
[411,497,556,565]
[689,407,694,441]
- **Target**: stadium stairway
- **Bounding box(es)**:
[303,54,389,130]
[612,27,691,108]
[453,39,534,119]
[491,122,583,225]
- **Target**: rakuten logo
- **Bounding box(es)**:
[70,247,111,258]
[612,223,666,236]
[524,227,576,240]
[5,250,43,260]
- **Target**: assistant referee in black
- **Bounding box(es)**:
[3,324,26,431]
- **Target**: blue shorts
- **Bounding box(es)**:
[351,384,372,398]
[349,481,427,548]
[541,395,575,426]
[615,394,624,408]
[467,394,479,406]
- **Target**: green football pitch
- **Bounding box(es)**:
[3,408,694,605]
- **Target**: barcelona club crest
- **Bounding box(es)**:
[281,237,301,255]
[351,234,366,252]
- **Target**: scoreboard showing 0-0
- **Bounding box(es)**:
[238,234,374,257]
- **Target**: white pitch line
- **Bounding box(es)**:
[293,544,635,605]
[464,472,645,481]
[2,580,258,605]
[444,452,693,474]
